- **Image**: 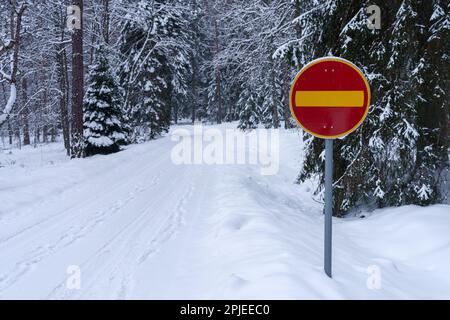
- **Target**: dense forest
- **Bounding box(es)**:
[0,0,448,216]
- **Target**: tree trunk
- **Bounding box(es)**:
[103,0,110,44]
[15,123,21,149]
[283,66,294,129]
[89,20,97,64]
[269,55,280,129]
[214,20,222,124]
[55,7,71,154]
[191,76,197,124]
[191,53,197,124]
[50,125,56,142]
[71,0,84,158]
[57,44,71,154]
[21,77,30,145]
[34,126,40,146]
[173,103,178,124]
[8,122,13,145]
[42,82,49,143]
[293,0,307,138]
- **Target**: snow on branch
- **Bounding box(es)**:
[0,39,15,55]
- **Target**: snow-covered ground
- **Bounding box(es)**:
[0,124,449,299]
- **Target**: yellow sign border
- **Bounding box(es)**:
[289,57,371,139]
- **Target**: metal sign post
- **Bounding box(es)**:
[324,139,333,278]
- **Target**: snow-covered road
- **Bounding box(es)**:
[0,130,213,299]
[1,124,450,299]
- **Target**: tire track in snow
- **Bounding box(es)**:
[0,141,169,246]
[116,182,196,299]
[0,145,169,295]
[45,194,159,299]
[0,173,162,294]
[45,170,196,299]
[138,182,195,264]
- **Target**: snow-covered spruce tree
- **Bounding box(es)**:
[294,0,449,216]
[83,48,126,156]
[204,66,222,123]
[175,0,209,123]
[260,58,284,129]
[237,85,260,131]
[407,0,450,205]
[118,0,191,141]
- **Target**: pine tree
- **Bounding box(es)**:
[83,48,126,156]
[174,0,208,123]
[408,0,449,205]
[260,59,284,129]
[118,0,191,141]
[237,86,260,131]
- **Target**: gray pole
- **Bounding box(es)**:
[324,139,333,278]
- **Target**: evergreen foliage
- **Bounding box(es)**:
[83,48,126,156]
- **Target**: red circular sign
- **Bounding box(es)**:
[290,57,370,139]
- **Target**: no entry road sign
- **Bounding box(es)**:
[289,57,371,278]
[290,57,371,139]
